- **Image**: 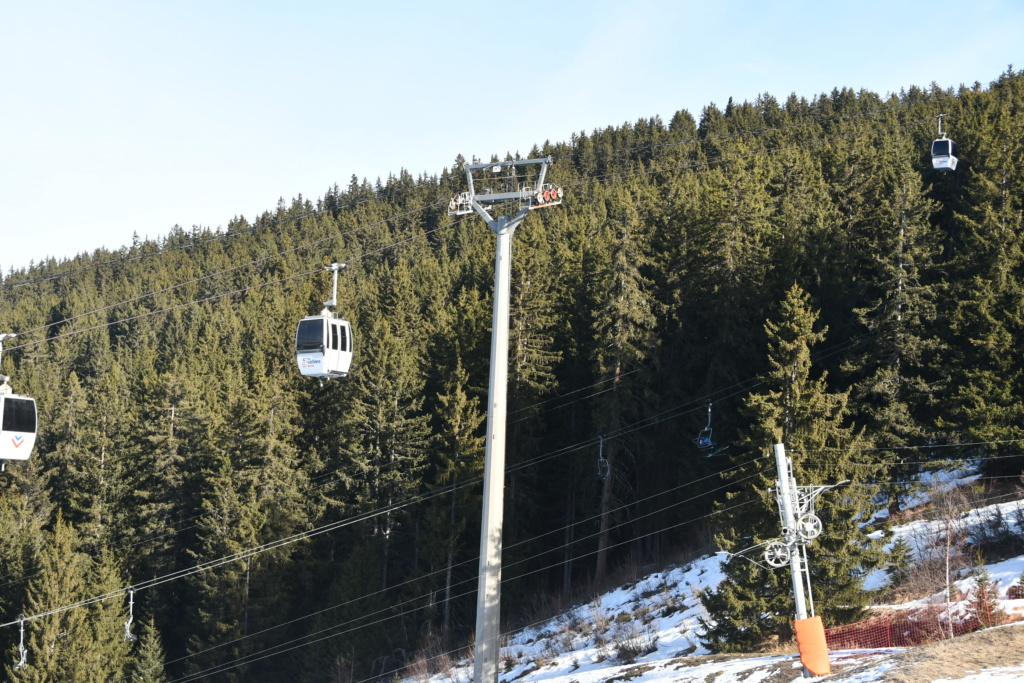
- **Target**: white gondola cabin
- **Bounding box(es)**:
[295,262,353,380]
[931,114,958,172]
[931,137,958,172]
[295,313,353,379]
[0,333,36,462]
[0,380,36,461]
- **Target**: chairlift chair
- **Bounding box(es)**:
[693,402,729,458]
[595,432,610,481]
[694,403,716,451]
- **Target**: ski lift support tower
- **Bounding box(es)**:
[767,444,847,677]
[449,157,563,683]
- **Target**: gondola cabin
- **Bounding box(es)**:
[295,313,353,379]
[931,136,958,172]
[0,381,37,461]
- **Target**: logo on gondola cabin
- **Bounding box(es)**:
[12,435,24,448]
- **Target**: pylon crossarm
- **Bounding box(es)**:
[449,157,563,218]
[462,156,553,172]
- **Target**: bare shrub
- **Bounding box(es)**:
[521,590,565,629]
[891,483,973,602]
[607,554,643,591]
[405,631,452,682]
[541,617,579,658]
[611,620,658,663]
[329,651,355,683]
[442,635,473,683]
[652,579,679,615]
[590,598,611,646]
[404,651,432,683]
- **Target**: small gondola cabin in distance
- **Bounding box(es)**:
[295,262,353,380]
[931,114,959,172]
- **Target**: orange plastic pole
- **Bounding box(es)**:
[794,615,831,676]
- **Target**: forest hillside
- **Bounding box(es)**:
[0,67,1022,681]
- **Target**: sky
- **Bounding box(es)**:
[2,0,1022,273]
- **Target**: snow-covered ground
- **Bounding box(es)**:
[404,488,1024,683]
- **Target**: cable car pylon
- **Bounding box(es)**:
[450,157,563,683]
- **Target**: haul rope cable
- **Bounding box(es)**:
[0,442,769,631]
[0,328,880,597]
[160,494,768,683]
[0,316,888,616]
[134,462,772,679]
[0,351,738,593]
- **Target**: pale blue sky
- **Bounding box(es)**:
[2,1,1021,272]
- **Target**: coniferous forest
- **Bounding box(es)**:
[0,68,1023,681]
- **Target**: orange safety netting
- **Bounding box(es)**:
[824,587,1017,650]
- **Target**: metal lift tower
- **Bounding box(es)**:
[448,157,563,683]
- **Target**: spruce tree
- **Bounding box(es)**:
[8,514,129,682]
[587,182,659,586]
[421,356,485,635]
[702,284,881,651]
[131,616,170,683]
[843,135,943,512]
[940,69,1024,474]
[342,318,430,587]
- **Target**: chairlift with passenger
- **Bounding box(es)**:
[693,402,728,458]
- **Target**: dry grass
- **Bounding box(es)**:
[637,623,1024,683]
[871,622,1024,683]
